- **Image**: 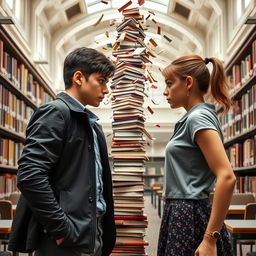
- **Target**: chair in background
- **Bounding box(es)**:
[150,183,162,208]
[230,193,255,205]
[209,193,255,205]
[0,200,12,251]
[0,201,12,220]
[7,192,20,205]
[237,203,256,256]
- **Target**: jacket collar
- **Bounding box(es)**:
[56,92,86,114]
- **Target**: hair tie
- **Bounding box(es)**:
[204,57,210,65]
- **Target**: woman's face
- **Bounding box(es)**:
[163,72,188,109]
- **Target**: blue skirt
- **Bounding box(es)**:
[157,198,234,256]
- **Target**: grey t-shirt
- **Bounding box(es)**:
[163,103,223,199]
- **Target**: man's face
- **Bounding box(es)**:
[79,73,109,107]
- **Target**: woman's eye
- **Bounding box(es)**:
[166,82,173,87]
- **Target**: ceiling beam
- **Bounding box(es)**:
[51,8,205,54]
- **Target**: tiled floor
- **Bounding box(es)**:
[144,193,161,255]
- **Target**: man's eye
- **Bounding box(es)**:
[166,82,173,87]
[99,79,104,83]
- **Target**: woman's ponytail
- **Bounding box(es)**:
[208,57,232,112]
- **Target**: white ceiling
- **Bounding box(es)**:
[31,0,223,145]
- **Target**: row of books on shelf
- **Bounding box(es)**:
[234,176,256,194]
[226,39,256,94]
[0,173,18,199]
[0,84,34,134]
[226,135,256,168]
[218,84,256,140]
[0,40,53,105]
[0,137,23,166]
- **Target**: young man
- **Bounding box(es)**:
[8,47,116,256]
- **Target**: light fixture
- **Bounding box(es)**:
[0,16,14,24]
[245,16,256,24]
[34,60,48,64]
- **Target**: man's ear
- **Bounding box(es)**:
[73,71,84,86]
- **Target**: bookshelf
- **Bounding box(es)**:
[0,26,55,199]
[218,27,256,194]
[144,157,164,191]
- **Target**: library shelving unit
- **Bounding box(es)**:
[144,157,164,191]
[218,27,256,194]
[0,26,55,198]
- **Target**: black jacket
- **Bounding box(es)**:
[8,92,116,255]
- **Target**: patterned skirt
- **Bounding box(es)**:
[157,198,234,256]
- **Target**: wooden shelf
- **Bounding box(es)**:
[233,165,256,172]
[233,165,256,176]
[0,164,18,173]
[224,126,256,148]
[0,73,38,110]
[0,125,25,142]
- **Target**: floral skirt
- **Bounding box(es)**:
[157,198,234,256]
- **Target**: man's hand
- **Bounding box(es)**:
[56,237,64,245]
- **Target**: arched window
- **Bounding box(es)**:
[234,0,251,25]
[86,0,168,14]
[5,0,25,26]
[37,23,48,62]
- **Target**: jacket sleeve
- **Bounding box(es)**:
[17,103,76,241]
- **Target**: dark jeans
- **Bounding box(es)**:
[35,217,103,256]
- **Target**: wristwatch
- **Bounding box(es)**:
[205,230,221,239]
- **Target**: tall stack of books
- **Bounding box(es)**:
[111,7,150,256]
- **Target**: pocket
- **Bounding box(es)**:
[59,190,71,213]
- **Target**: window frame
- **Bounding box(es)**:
[4,0,28,40]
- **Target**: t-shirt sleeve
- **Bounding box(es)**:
[187,110,220,144]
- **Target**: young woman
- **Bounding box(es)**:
[158,55,236,256]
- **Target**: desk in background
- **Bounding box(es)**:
[0,220,32,256]
[225,219,256,256]
[227,205,246,219]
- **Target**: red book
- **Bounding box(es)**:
[114,215,147,220]
[115,241,149,246]
[118,0,132,12]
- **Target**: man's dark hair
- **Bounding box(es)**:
[63,47,115,89]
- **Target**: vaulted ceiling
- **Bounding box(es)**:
[36,0,222,63]
[31,0,224,150]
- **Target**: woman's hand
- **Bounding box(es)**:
[194,235,217,256]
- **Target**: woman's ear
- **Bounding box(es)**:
[186,76,193,91]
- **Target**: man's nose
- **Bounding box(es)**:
[103,87,109,95]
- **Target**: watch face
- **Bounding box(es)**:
[213,231,221,239]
